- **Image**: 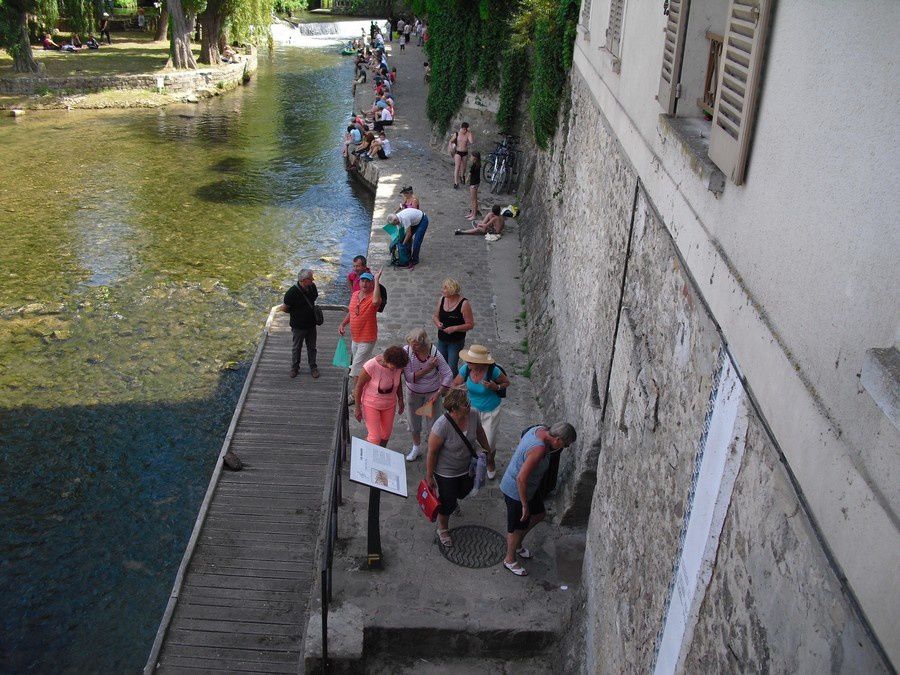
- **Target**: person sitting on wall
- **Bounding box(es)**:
[373,104,393,132]
[221,44,241,63]
[455,204,506,237]
[363,131,392,161]
[42,33,62,50]
[344,124,362,158]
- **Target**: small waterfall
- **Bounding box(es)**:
[271,18,380,46]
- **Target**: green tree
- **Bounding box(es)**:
[0,0,57,73]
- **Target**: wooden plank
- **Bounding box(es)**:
[149,308,346,673]
[161,642,299,664]
[160,656,298,673]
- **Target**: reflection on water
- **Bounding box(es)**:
[0,45,371,671]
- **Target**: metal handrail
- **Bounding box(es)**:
[321,372,350,673]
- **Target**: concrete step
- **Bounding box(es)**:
[365,653,555,674]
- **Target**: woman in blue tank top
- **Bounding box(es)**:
[499,422,577,576]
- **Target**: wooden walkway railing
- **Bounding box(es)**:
[145,306,347,673]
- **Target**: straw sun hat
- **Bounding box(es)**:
[460,344,494,365]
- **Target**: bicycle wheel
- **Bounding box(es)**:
[483,154,497,182]
[492,161,506,194]
[508,151,521,193]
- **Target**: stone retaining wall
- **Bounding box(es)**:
[0,51,257,96]
[519,69,889,673]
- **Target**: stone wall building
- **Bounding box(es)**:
[518,0,899,671]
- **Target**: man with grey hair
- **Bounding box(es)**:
[278,269,320,379]
[499,421,577,576]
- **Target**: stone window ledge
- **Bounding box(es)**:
[659,115,726,195]
[862,347,900,431]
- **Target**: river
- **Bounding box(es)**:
[0,44,371,672]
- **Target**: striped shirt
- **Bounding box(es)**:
[403,345,453,394]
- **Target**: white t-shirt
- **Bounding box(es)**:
[396,207,423,229]
[380,107,393,122]
[381,138,393,157]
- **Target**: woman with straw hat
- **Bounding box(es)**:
[451,344,509,480]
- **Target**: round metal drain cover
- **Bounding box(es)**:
[438,525,506,568]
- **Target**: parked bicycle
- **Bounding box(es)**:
[483,134,521,195]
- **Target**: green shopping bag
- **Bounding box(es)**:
[332,336,351,369]
[382,222,399,239]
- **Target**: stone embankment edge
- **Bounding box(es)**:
[1,49,257,110]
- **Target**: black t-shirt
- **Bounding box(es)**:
[283,283,318,329]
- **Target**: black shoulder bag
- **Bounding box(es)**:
[299,285,324,326]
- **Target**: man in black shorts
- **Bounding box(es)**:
[499,422,577,576]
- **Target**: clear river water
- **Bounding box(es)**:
[0,45,372,672]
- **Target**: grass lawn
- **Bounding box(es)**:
[0,32,201,78]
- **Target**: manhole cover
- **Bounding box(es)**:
[438,525,506,568]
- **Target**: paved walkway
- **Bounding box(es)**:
[307,42,585,669]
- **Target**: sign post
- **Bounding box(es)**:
[349,437,408,570]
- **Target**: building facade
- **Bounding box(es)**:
[519,0,899,670]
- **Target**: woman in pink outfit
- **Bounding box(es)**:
[355,345,410,446]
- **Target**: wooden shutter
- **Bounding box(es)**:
[657,0,691,115]
[606,0,626,56]
[708,0,773,185]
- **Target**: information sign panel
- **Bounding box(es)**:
[349,436,408,498]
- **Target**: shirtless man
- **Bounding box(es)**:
[452,122,474,189]
[454,204,505,236]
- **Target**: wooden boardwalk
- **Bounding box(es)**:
[146,307,346,674]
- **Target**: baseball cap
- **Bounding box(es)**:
[359,272,375,281]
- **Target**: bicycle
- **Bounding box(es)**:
[483,134,521,195]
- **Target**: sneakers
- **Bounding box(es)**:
[405,446,421,462]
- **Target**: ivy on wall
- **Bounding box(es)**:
[422,0,579,142]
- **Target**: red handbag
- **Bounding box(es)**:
[417,479,441,522]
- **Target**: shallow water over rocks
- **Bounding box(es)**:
[0,45,371,671]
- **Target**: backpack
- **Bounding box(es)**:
[389,225,411,267]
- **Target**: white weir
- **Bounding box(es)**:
[270,18,382,46]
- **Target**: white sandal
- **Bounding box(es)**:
[516,547,533,559]
[437,529,453,547]
[503,560,528,576]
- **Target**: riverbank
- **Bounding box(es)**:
[0,37,256,110]
[304,43,585,670]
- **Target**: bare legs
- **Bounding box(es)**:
[503,512,545,564]
[466,185,479,219]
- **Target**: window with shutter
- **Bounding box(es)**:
[606,0,626,57]
[708,0,773,185]
[581,0,593,30]
[657,0,691,115]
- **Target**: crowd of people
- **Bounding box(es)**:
[279,28,574,578]
[344,22,405,170]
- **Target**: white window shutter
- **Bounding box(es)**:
[657,0,691,115]
[581,0,593,29]
[708,0,773,185]
[607,0,626,56]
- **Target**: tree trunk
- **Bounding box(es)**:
[12,9,40,73]
[166,0,196,69]
[154,6,168,41]
[197,0,223,65]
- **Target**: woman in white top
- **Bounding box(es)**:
[402,328,453,461]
